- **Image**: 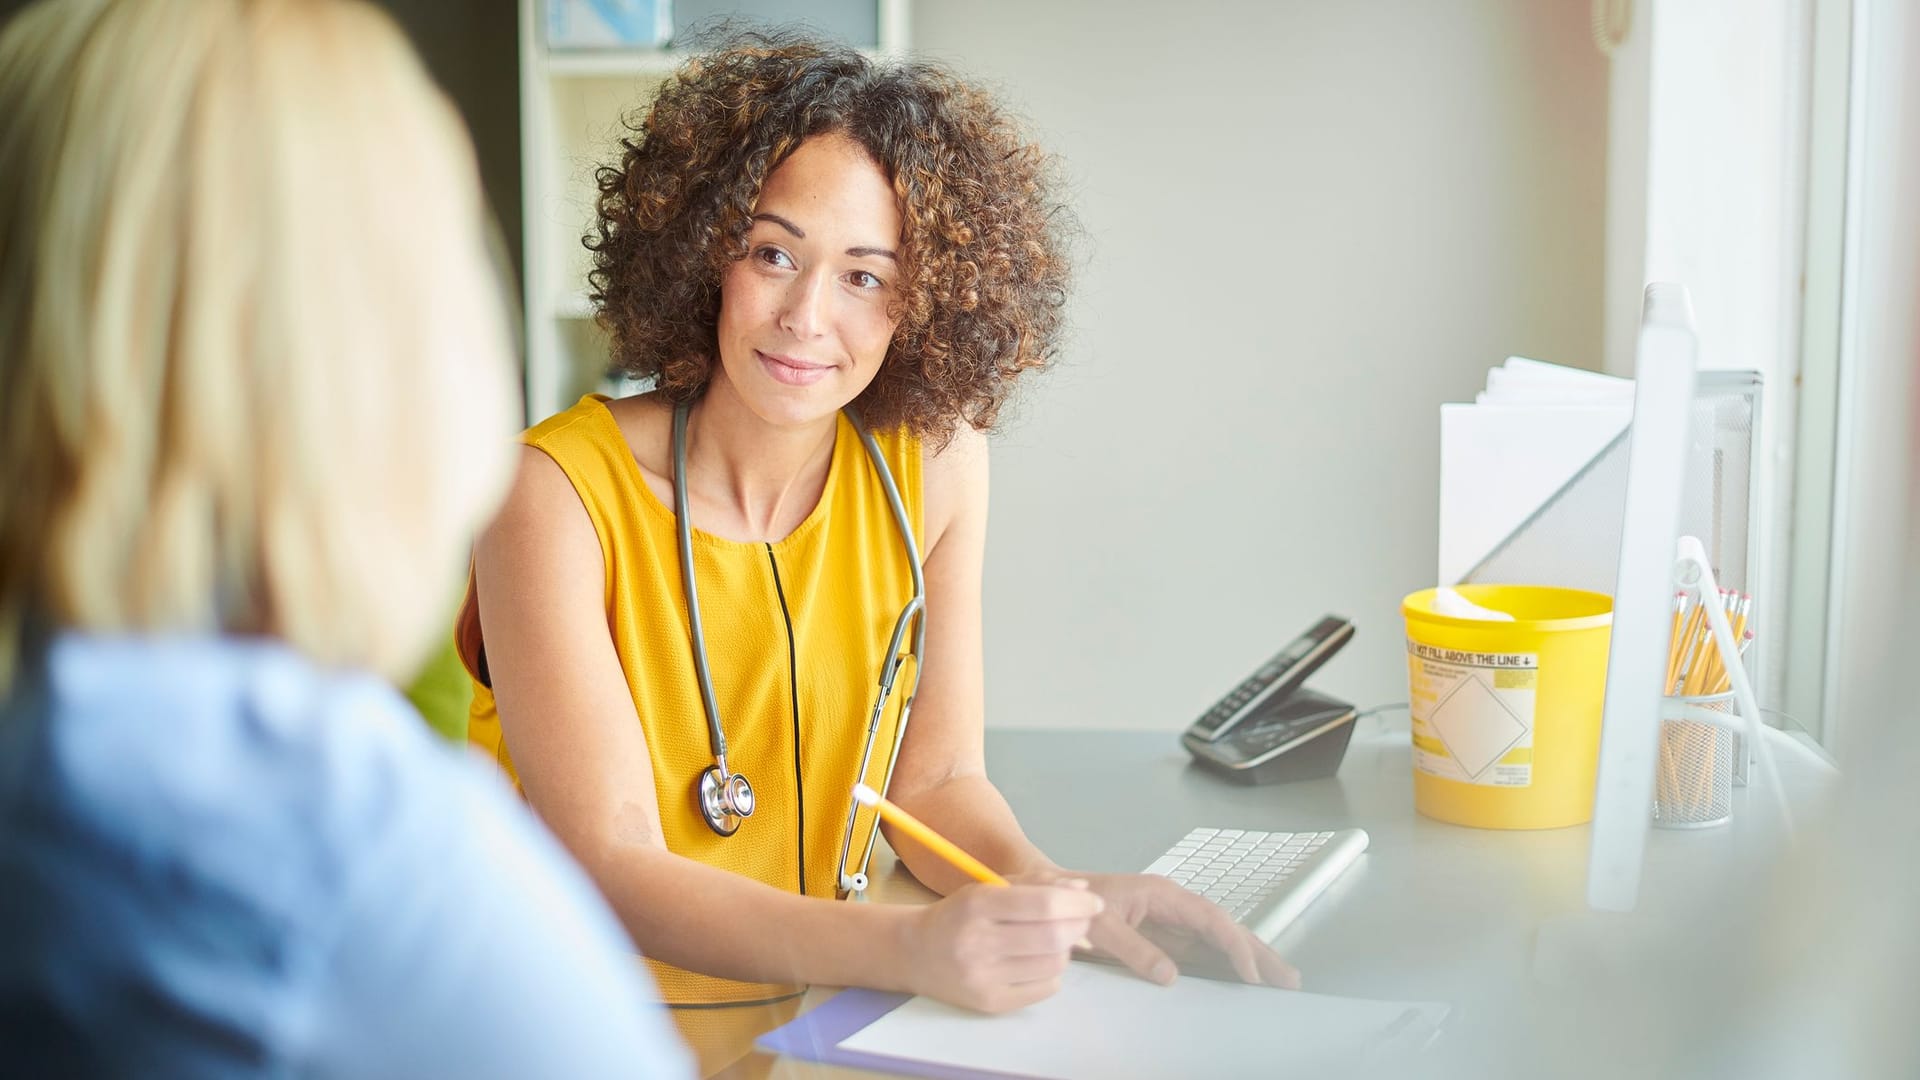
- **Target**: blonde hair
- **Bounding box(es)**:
[0,0,519,690]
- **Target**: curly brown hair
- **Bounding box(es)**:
[586,30,1073,437]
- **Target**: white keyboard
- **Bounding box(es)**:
[1143,826,1369,941]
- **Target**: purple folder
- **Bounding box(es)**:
[753,988,1038,1079]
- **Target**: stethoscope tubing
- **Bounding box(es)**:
[673,398,926,881]
[671,401,733,779]
[834,407,927,892]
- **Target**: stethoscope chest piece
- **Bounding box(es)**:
[697,764,755,836]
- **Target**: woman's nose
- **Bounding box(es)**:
[777,269,830,339]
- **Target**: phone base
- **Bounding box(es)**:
[1181,688,1357,785]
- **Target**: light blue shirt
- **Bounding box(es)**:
[0,634,692,1078]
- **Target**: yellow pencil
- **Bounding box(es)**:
[853,785,1096,952]
[1663,593,1687,693]
[1670,599,1708,695]
[852,783,1009,886]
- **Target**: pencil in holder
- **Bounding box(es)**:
[1652,692,1736,828]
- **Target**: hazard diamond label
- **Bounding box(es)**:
[1407,640,1537,787]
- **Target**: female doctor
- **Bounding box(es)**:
[457,32,1300,1015]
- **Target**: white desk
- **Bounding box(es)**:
[700,716,1836,1078]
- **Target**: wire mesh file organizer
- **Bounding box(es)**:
[1457,371,1763,785]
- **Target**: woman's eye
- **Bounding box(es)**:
[846,270,883,290]
[755,246,795,269]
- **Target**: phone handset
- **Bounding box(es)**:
[1183,615,1355,744]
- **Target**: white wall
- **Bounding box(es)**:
[912,1,1609,729]
[1604,0,1807,720]
[1609,1,1803,382]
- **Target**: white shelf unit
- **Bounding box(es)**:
[516,0,910,424]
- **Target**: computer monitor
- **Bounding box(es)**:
[1585,284,1699,913]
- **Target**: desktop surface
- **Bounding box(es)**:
[704,718,1835,1079]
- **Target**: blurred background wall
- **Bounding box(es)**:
[909,1,1608,728]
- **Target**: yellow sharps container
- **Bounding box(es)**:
[1401,585,1613,829]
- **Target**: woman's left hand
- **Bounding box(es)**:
[1018,871,1302,989]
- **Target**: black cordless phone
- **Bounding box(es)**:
[1179,615,1359,785]
[1183,616,1354,744]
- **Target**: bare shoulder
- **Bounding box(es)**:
[921,421,989,556]
[479,444,596,562]
[922,421,989,482]
[601,391,675,485]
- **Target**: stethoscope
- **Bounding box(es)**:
[672,399,926,896]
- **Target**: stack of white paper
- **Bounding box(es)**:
[1475,356,1633,407]
[1439,357,1633,586]
[838,963,1447,1078]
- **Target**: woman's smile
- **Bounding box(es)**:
[756,349,837,387]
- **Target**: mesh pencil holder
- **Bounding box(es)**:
[1652,692,1737,828]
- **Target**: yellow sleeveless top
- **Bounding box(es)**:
[465,394,922,1005]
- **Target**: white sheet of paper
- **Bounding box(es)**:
[1438,401,1630,584]
[838,962,1447,1079]
[1480,356,1633,406]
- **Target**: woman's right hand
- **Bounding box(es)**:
[899,880,1103,1013]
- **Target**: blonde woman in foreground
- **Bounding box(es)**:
[0,0,688,1075]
